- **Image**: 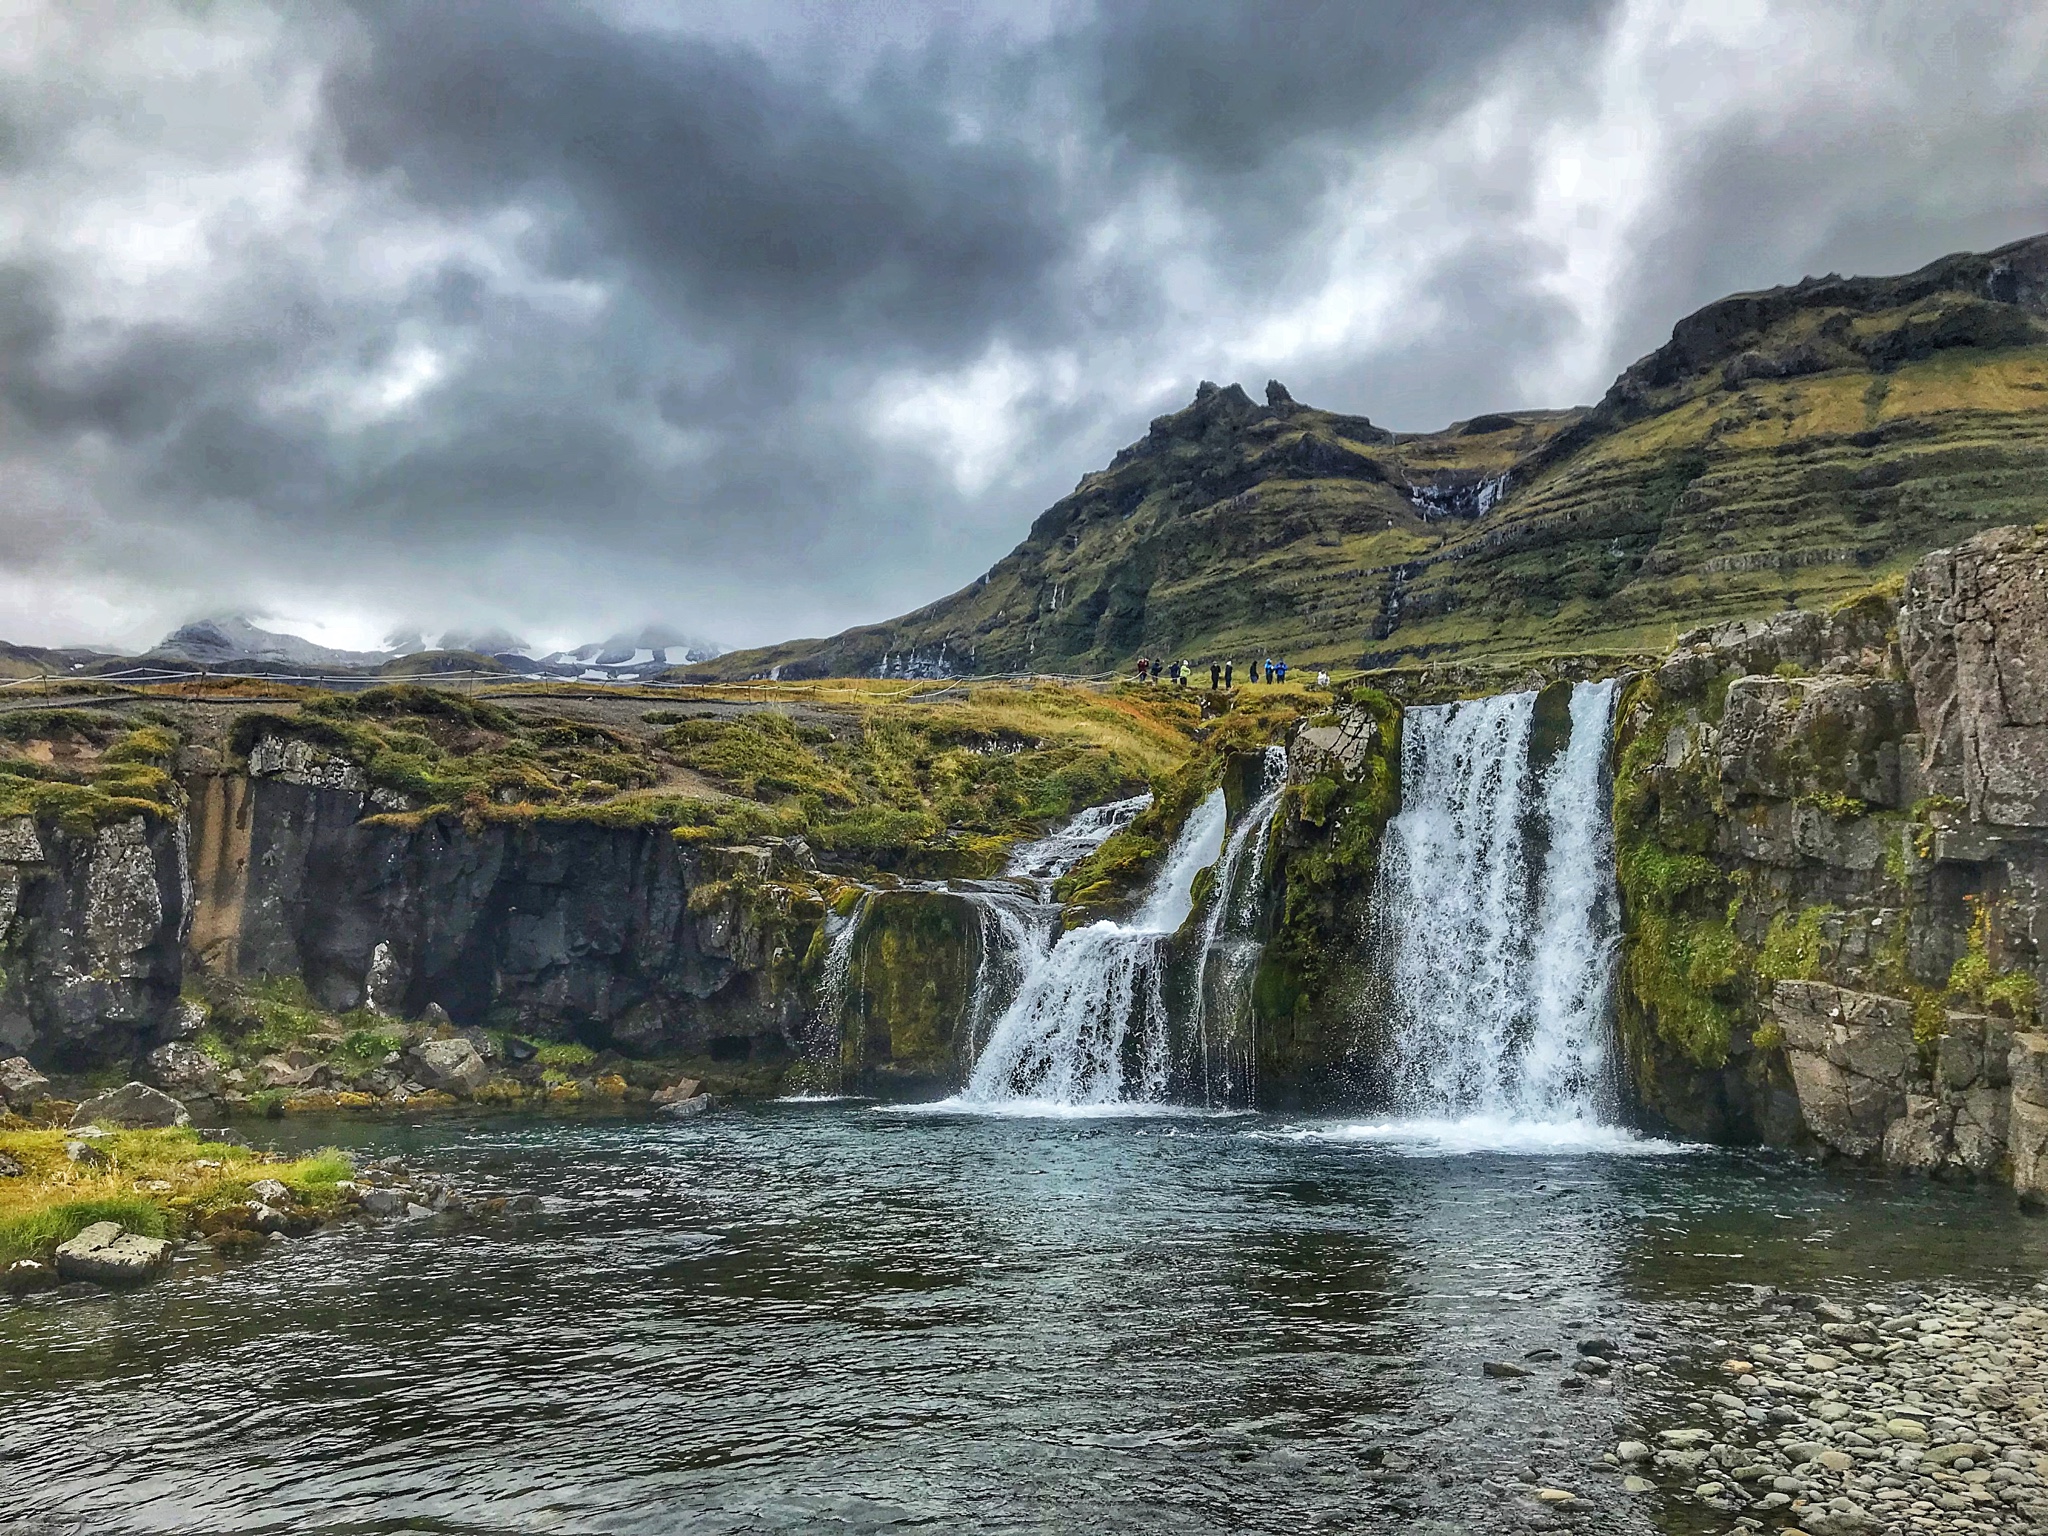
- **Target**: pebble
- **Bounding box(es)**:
[1620,1285,2048,1533]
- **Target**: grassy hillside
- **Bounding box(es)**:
[688,232,2048,679]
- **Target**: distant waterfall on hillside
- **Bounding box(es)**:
[1373,680,1620,1123]
[962,791,1228,1107]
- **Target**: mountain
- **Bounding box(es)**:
[147,617,392,670]
[685,232,2048,680]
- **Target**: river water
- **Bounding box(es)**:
[4,1106,2045,1535]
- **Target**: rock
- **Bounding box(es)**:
[1290,708,1381,783]
[657,1092,712,1118]
[166,997,207,1040]
[1900,524,2048,826]
[2,1258,57,1294]
[406,1037,489,1098]
[1575,1336,1619,1357]
[1770,982,1917,1157]
[252,1054,315,1090]
[1882,1095,1953,1172]
[504,1193,541,1215]
[359,1187,411,1216]
[1885,1418,1929,1442]
[64,1138,111,1167]
[1658,1428,1713,1448]
[70,1081,189,1130]
[147,1040,223,1098]
[0,1055,50,1110]
[1621,1475,1655,1494]
[420,1002,453,1031]
[53,1221,172,1285]
[0,1151,19,1177]
[500,1036,539,1064]
[1532,1488,1576,1504]
[1615,1441,1651,1463]
[651,1078,704,1106]
[404,1202,433,1219]
[247,1177,290,1206]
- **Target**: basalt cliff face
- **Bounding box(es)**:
[693,233,2048,682]
[1609,525,2048,1197]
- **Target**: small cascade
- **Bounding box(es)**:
[962,790,1228,1106]
[796,890,872,1091]
[958,882,1058,1061]
[1003,792,1151,887]
[1189,745,1289,1102]
[1373,680,1620,1124]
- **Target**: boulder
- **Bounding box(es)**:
[1290,707,1380,783]
[147,1040,223,1098]
[0,1055,50,1110]
[69,1081,190,1130]
[0,1151,22,1177]
[53,1221,172,1285]
[406,1037,489,1097]
[1771,982,1917,1157]
[651,1078,703,1107]
[658,1093,712,1118]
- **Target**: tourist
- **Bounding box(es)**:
[1209,662,1221,689]
[1224,661,1234,688]
[1316,670,1330,688]
[1135,657,1148,682]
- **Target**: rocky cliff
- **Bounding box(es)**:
[1610,525,2048,1198]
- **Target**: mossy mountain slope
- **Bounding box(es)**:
[692,233,2048,680]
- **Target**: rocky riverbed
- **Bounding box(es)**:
[1486,1285,2048,1534]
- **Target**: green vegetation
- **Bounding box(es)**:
[0,1125,352,1263]
[1253,689,1402,1042]
[1757,904,1837,990]
[1945,900,2042,1024]
[1611,677,1748,1068]
[0,709,185,832]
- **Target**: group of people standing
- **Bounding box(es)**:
[1132,656,1297,688]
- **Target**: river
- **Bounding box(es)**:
[4,1105,2044,1534]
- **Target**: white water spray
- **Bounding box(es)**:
[962,790,1228,1106]
[1374,680,1619,1124]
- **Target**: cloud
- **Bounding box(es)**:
[0,0,2042,651]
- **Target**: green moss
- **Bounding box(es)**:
[1944,901,2041,1024]
[531,1041,596,1069]
[1611,675,1749,1067]
[1757,904,1836,990]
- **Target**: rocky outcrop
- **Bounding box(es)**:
[182,774,823,1069]
[1616,523,2048,1197]
[1901,523,2048,827]
[0,815,189,1069]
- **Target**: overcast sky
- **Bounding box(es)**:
[2,0,2045,653]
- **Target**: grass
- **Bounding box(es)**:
[0,1126,354,1263]
[0,712,186,833]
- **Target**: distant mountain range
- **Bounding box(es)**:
[0,618,722,681]
[684,231,2048,681]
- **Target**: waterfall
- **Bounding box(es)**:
[1189,746,1289,1102]
[1374,680,1619,1124]
[962,790,1228,1107]
[1004,793,1151,886]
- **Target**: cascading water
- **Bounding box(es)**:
[1004,793,1151,886]
[1189,746,1289,1102]
[962,790,1228,1107]
[1374,680,1620,1125]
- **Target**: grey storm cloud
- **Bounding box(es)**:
[0,0,2044,652]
